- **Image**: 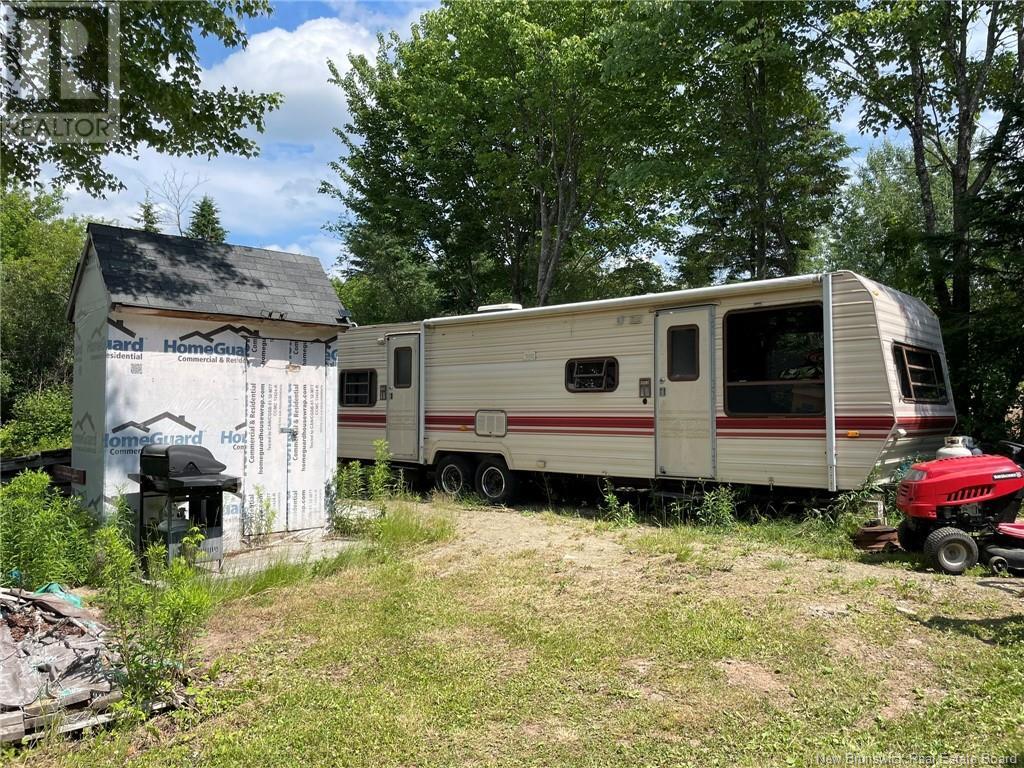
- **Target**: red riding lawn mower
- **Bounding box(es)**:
[896,441,1024,575]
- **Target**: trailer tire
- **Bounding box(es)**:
[923,527,978,575]
[475,458,517,506]
[435,455,474,496]
[897,518,927,553]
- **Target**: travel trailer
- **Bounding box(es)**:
[336,272,955,503]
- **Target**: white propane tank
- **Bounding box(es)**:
[936,435,976,459]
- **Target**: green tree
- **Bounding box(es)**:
[966,99,1024,440]
[0,386,73,455]
[607,1,849,286]
[0,187,84,414]
[827,142,951,299]
[325,0,669,310]
[185,195,227,243]
[133,193,162,233]
[829,135,1023,442]
[826,0,1024,418]
[1,1,282,195]
[333,228,441,325]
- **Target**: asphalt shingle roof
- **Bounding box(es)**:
[76,223,349,326]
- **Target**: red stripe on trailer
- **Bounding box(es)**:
[717,417,827,430]
[338,412,386,425]
[352,412,954,436]
[425,414,474,425]
[507,415,654,429]
[509,428,654,437]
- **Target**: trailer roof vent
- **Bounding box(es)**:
[477,303,523,313]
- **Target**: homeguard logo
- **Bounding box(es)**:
[105,412,204,453]
[221,421,248,450]
[164,324,256,360]
[107,318,143,358]
[72,412,98,450]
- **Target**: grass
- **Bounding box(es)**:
[10,500,1024,766]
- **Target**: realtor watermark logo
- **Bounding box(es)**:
[1,1,119,143]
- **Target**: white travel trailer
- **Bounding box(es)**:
[336,272,955,502]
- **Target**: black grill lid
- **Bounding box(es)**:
[140,445,228,477]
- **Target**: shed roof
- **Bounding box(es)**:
[69,223,349,326]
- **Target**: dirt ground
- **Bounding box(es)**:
[422,504,1024,609]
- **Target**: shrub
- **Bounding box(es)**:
[0,469,95,589]
[95,502,211,708]
[0,385,72,456]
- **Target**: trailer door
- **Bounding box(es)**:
[385,333,420,461]
[655,307,714,478]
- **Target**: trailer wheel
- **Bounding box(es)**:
[897,518,927,553]
[475,458,517,506]
[923,527,979,575]
[435,455,473,496]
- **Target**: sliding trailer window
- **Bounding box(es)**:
[565,357,619,393]
[340,369,377,407]
[724,303,825,416]
[892,343,948,403]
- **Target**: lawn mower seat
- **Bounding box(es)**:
[995,523,1024,540]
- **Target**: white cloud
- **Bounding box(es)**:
[202,17,378,146]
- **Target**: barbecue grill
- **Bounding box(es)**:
[131,445,240,568]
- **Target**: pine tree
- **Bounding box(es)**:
[132,193,162,233]
[185,195,227,243]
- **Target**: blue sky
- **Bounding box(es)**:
[61,1,916,273]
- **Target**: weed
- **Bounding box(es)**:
[368,439,394,509]
[695,486,737,528]
[598,480,636,527]
[336,460,366,501]
[242,486,277,547]
[94,500,211,709]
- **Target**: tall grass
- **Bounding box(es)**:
[370,501,455,549]
[201,546,377,606]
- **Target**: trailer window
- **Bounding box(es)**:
[393,346,412,389]
[340,369,377,407]
[565,357,619,393]
[724,304,825,415]
[892,343,947,402]
[668,325,699,381]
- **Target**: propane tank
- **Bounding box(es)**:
[936,435,979,459]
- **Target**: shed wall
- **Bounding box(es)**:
[70,245,108,511]
[99,312,338,551]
